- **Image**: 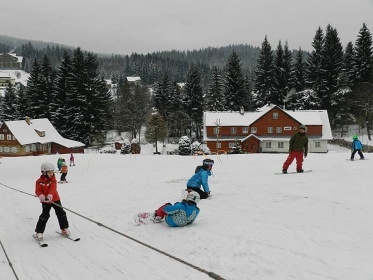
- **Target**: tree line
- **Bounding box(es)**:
[1,23,372,144]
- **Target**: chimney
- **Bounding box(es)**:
[25,117,31,125]
[240,106,244,115]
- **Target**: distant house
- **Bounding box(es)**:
[126,76,141,85]
[0,118,85,157]
[203,104,332,154]
[0,69,30,97]
[0,53,23,69]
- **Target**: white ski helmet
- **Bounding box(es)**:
[41,162,55,172]
[185,191,200,205]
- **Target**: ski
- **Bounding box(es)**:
[346,158,368,161]
[33,235,48,247]
[275,170,312,175]
[55,231,80,241]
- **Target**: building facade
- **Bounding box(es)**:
[203,105,332,154]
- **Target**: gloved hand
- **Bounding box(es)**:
[45,194,53,202]
[304,153,307,158]
[38,194,46,203]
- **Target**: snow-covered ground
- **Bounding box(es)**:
[0,144,372,280]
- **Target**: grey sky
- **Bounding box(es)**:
[2,0,373,55]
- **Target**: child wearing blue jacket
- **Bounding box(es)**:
[186,158,214,199]
[153,191,200,227]
[351,135,365,160]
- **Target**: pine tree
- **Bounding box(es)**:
[39,54,56,120]
[343,42,355,86]
[183,65,204,139]
[254,36,274,107]
[293,48,306,92]
[222,51,247,111]
[305,27,324,109]
[353,23,373,83]
[50,50,71,136]
[205,66,225,111]
[153,73,173,119]
[0,83,17,121]
[15,85,28,119]
[64,47,87,142]
[321,24,344,116]
[25,59,43,118]
[271,41,294,107]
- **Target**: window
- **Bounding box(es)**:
[214,127,219,135]
[315,141,321,148]
[276,127,282,134]
[284,126,292,131]
[273,112,279,119]
[242,126,248,133]
[265,142,272,148]
[216,142,221,149]
[6,134,12,140]
[251,127,257,133]
[231,127,237,134]
[229,142,235,148]
[278,142,284,148]
[267,127,273,134]
[0,134,4,140]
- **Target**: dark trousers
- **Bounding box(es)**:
[187,187,209,199]
[351,149,364,159]
[35,200,69,233]
[60,173,67,181]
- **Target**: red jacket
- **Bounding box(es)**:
[35,174,61,202]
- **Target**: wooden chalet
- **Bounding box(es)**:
[0,118,85,157]
[203,104,332,154]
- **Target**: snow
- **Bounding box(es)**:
[0,144,372,280]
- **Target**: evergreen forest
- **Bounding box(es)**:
[0,22,373,145]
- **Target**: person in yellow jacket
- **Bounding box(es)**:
[282,125,308,173]
[59,160,68,183]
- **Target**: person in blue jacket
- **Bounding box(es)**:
[186,158,214,199]
[153,191,200,227]
[351,135,365,160]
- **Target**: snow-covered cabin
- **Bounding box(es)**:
[0,53,23,69]
[0,118,85,157]
[126,76,141,85]
[203,104,332,154]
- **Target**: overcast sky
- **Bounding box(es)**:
[2,0,373,55]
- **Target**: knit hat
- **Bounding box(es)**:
[299,125,306,130]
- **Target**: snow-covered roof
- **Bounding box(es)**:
[126,76,141,82]
[0,69,29,86]
[4,118,85,148]
[204,105,333,140]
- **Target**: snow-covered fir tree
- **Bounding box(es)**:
[0,83,17,121]
[222,51,248,111]
[178,135,191,156]
[205,66,225,111]
[253,36,274,108]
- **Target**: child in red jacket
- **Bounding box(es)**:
[34,162,70,241]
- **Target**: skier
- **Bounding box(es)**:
[34,162,70,241]
[282,125,308,173]
[186,158,214,199]
[153,190,200,227]
[69,153,75,166]
[60,160,68,183]
[351,135,365,160]
[57,157,63,171]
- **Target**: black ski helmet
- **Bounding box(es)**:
[202,158,214,166]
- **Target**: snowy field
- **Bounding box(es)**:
[0,144,372,280]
